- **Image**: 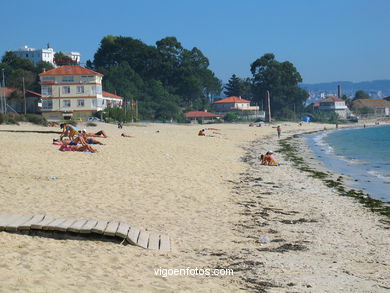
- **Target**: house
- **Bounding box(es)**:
[352,99,390,116]
[318,96,349,119]
[213,96,264,120]
[39,65,123,120]
[2,88,42,113]
[13,45,80,66]
[184,110,222,123]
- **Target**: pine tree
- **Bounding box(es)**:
[224,74,242,97]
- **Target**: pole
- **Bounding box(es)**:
[266,90,271,123]
[1,69,5,114]
[23,76,26,114]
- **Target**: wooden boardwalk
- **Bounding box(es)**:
[0,213,170,251]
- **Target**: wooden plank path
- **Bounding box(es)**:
[0,213,170,251]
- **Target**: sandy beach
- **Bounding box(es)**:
[0,121,389,292]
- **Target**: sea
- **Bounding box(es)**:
[305,125,390,202]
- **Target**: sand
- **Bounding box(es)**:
[0,121,389,292]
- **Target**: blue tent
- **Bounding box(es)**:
[302,116,311,122]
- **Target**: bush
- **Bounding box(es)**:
[25,114,48,126]
[86,122,97,127]
[224,112,238,122]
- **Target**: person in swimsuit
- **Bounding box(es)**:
[60,123,79,141]
[82,129,108,138]
[59,144,97,153]
[276,126,281,138]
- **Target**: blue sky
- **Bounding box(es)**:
[1,0,389,83]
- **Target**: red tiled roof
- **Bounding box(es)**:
[320,96,344,103]
[352,99,390,108]
[184,111,222,118]
[39,65,103,76]
[103,91,123,99]
[310,102,320,107]
[213,96,250,104]
[0,87,16,97]
[26,90,42,97]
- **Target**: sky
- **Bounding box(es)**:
[1,0,389,84]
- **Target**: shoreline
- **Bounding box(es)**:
[230,126,390,291]
[278,129,390,222]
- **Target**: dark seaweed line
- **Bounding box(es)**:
[277,134,390,226]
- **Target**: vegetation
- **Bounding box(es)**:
[88,35,222,120]
[250,53,308,119]
[353,90,370,100]
[0,113,48,126]
[223,74,252,99]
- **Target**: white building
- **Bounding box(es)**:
[318,96,349,119]
[39,65,122,120]
[13,45,80,66]
[213,96,264,120]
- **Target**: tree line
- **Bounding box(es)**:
[1,36,316,120]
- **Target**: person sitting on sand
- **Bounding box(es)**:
[60,123,79,141]
[198,129,206,136]
[82,129,108,138]
[121,133,134,138]
[59,144,97,153]
[261,151,279,166]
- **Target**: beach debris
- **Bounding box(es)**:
[50,176,57,180]
[259,236,271,243]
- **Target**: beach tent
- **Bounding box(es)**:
[302,116,311,122]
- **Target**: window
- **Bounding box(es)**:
[90,86,96,95]
[42,99,53,110]
[62,76,74,82]
[77,85,84,94]
[41,86,52,96]
[62,86,70,94]
[63,100,71,108]
[77,99,85,107]
[42,76,55,82]
[92,99,97,107]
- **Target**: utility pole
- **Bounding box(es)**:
[23,76,27,114]
[266,90,271,123]
[1,69,6,114]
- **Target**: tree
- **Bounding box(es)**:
[224,74,242,97]
[353,90,369,100]
[250,53,308,117]
[54,52,76,66]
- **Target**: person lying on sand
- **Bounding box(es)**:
[59,144,97,153]
[82,129,108,138]
[260,151,279,166]
[81,132,104,145]
[121,133,134,138]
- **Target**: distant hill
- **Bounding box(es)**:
[300,80,390,98]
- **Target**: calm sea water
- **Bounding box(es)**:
[305,125,390,202]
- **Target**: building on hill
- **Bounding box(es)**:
[213,96,264,120]
[318,96,349,119]
[39,65,122,120]
[184,110,222,123]
[352,99,390,117]
[12,44,80,66]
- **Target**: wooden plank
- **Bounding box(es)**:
[31,216,55,230]
[19,214,45,230]
[91,220,108,234]
[147,233,160,250]
[54,218,77,232]
[126,227,140,245]
[68,219,88,233]
[5,215,34,232]
[104,221,119,236]
[79,220,97,234]
[0,214,13,231]
[44,218,67,230]
[115,222,130,239]
[159,234,171,252]
[137,230,150,248]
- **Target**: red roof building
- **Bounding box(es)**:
[212,96,263,120]
[184,110,222,123]
[213,96,250,104]
[39,65,103,77]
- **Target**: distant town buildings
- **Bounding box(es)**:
[39,65,122,120]
[12,44,80,66]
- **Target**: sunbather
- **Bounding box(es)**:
[82,129,108,138]
[59,144,97,153]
